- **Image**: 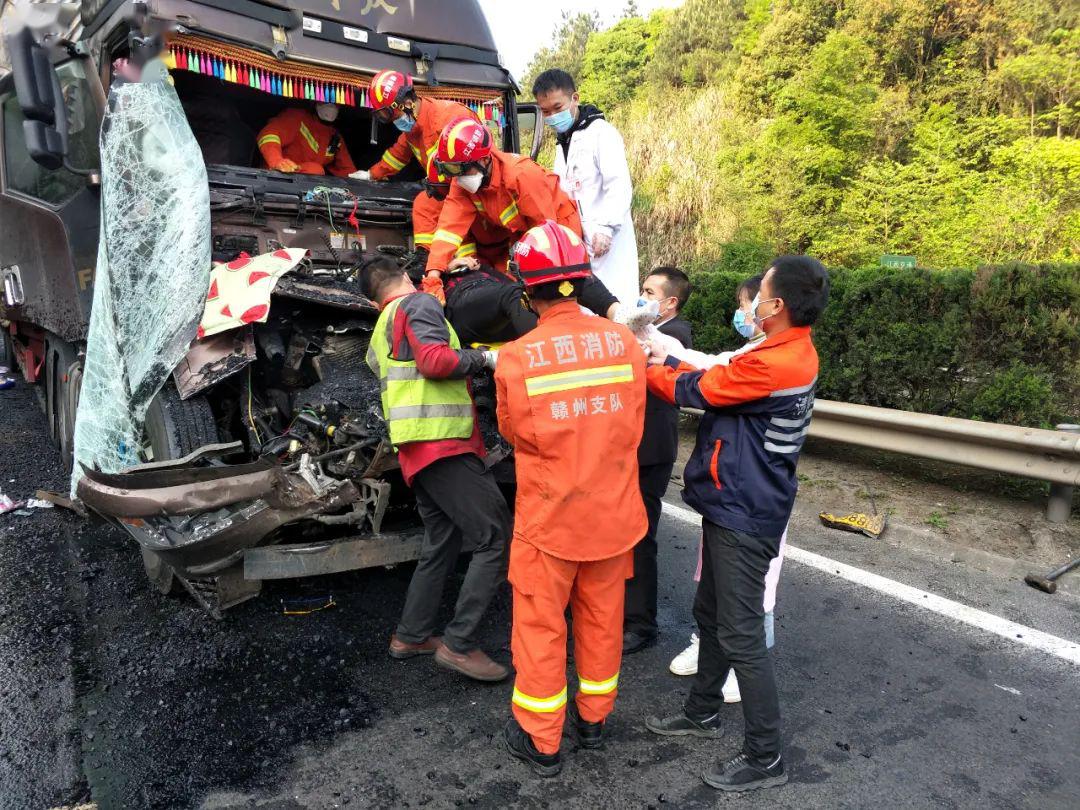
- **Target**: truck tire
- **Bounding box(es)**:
[140,384,219,594]
[45,337,79,446]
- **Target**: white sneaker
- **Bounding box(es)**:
[669,634,699,675]
[722,668,741,703]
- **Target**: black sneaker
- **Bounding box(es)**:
[567,703,604,750]
[645,710,723,739]
[703,751,787,792]
[504,718,562,777]
[622,630,658,655]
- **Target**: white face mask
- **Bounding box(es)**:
[316,103,339,123]
[457,172,483,194]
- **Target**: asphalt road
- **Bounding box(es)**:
[1,379,1078,809]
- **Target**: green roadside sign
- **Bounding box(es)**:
[880,254,916,269]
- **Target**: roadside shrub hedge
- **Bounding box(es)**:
[677,260,1080,429]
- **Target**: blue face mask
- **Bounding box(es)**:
[732,309,756,339]
[544,108,574,134]
[393,114,416,133]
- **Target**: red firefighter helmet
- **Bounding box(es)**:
[369,70,413,113]
[511,221,592,288]
[436,117,492,175]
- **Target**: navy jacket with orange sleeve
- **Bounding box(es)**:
[645,326,819,537]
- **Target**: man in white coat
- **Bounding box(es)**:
[532,69,640,306]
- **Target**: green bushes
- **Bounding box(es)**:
[679,263,1080,428]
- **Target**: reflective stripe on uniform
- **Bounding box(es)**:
[472,199,485,212]
[388,403,474,421]
[512,685,567,713]
[764,441,800,454]
[578,673,619,695]
[769,378,817,397]
[499,198,519,226]
[257,134,281,147]
[525,364,634,397]
[414,232,435,246]
[456,242,478,258]
[434,229,464,246]
[764,426,809,441]
[381,150,407,171]
[298,122,320,154]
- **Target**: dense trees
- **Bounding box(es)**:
[521,0,1079,270]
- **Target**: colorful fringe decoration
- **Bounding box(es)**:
[163,34,507,128]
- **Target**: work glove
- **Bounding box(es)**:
[590,230,613,257]
[349,169,371,181]
[273,158,300,173]
[482,349,499,370]
[421,273,446,306]
[612,299,660,336]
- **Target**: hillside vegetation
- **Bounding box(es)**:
[523,0,1079,272]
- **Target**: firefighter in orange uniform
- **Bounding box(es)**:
[494,221,648,777]
[359,70,481,264]
[423,117,582,301]
[256,103,358,177]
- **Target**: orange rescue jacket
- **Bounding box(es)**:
[370,97,478,182]
[495,300,648,561]
[426,151,584,276]
[256,109,357,177]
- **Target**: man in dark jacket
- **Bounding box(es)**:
[643,256,829,793]
[623,267,693,653]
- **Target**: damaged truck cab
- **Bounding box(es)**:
[0,1,542,615]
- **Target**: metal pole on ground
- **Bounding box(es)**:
[1047,424,1080,524]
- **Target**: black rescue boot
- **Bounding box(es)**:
[645,710,723,739]
[567,703,604,749]
[703,751,787,792]
[504,718,562,777]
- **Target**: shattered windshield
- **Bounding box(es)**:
[71,60,212,492]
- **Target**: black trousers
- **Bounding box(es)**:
[395,454,511,653]
[624,461,674,636]
[446,270,619,346]
[685,520,783,757]
[446,274,538,345]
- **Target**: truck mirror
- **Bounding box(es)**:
[516,104,544,161]
[6,25,70,169]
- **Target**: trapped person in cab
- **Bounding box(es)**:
[256,102,358,177]
[533,69,639,306]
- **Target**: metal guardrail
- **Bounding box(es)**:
[683,400,1080,521]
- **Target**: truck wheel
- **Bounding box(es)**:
[0,328,11,370]
[58,355,83,474]
[140,384,219,594]
[45,338,78,445]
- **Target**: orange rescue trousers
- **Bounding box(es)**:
[509,541,633,754]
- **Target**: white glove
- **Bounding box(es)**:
[482,349,499,370]
[349,170,371,181]
[612,299,660,336]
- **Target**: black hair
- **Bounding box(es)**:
[735,273,764,303]
[358,255,407,302]
[403,87,419,103]
[529,277,586,301]
[646,266,692,310]
[767,256,830,327]
[532,69,576,98]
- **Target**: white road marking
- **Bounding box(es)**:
[661,501,1080,667]
[995,684,1023,695]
